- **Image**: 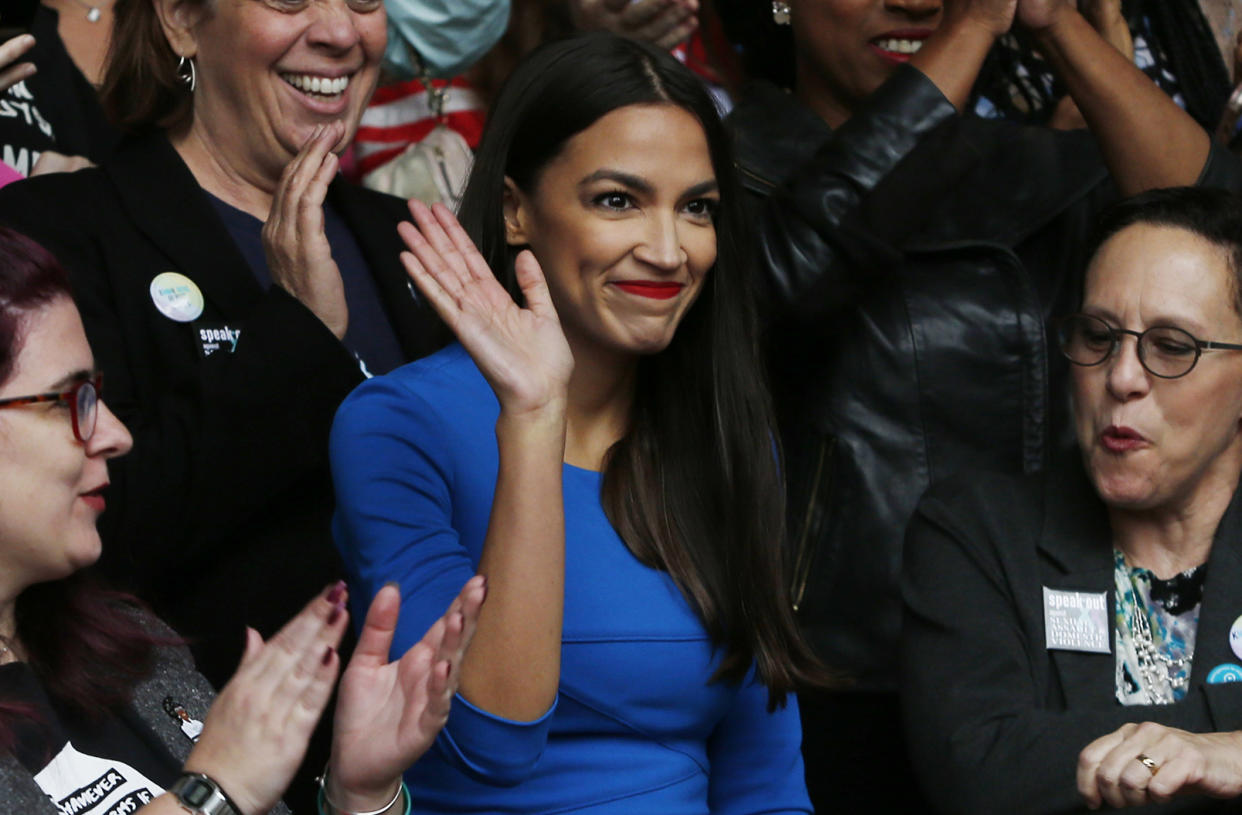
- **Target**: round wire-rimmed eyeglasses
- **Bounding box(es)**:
[1057,313,1242,379]
[0,374,102,442]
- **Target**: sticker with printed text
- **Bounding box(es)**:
[1043,587,1110,653]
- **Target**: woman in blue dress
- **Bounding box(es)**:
[330,32,825,814]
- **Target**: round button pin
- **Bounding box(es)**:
[149,272,204,322]
[1207,663,1242,684]
[1230,615,1242,661]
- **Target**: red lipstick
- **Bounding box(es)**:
[1100,425,1148,453]
[612,282,684,300]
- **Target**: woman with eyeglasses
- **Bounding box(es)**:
[0,225,485,815]
[901,187,1242,813]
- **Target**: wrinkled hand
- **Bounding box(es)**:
[1016,0,1074,32]
[325,577,486,812]
[0,34,35,93]
[399,201,574,415]
[32,150,94,176]
[183,582,350,815]
[263,122,349,338]
[1078,722,1242,809]
[568,0,698,51]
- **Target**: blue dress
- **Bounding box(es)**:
[330,344,811,814]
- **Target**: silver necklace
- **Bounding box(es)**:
[1127,591,1189,704]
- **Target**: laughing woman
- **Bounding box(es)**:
[331,33,825,814]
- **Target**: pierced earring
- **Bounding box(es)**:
[177,55,197,93]
[772,1,791,25]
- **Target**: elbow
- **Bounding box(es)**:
[435,692,558,786]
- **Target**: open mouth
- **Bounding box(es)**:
[81,485,107,512]
[280,72,352,99]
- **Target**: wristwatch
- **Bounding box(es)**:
[168,772,243,815]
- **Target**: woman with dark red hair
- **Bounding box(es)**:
[0,228,484,815]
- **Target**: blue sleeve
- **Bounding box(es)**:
[706,675,812,815]
[330,373,555,785]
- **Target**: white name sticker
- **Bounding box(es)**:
[1043,587,1110,653]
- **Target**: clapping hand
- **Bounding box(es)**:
[182,582,352,815]
[1078,722,1242,809]
[0,34,35,94]
[399,201,574,415]
[325,577,486,813]
[263,122,349,338]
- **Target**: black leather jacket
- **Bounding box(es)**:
[728,66,1241,692]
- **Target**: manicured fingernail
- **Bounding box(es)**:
[322,646,334,666]
[327,580,345,604]
[327,603,343,625]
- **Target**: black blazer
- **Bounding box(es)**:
[0,132,442,684]
[901,460,1242,814]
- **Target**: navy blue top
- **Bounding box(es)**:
[207,192,405,376]
[329,344,811,814]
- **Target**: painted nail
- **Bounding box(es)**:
[327,580,345,605]
[327,602,343,625]
[322,646,334,666]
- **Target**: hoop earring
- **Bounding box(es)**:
[177,55,197,93]
[772,1,790,25]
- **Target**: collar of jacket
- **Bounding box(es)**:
[729,68,1109,251]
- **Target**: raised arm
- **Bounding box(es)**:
[397,201,573,723]
[751,0,1014,326]
[1018,0,1211,195]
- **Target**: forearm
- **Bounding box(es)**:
[909,15,1004,113]
[1033,5,1209,195]
[458,407,566,721]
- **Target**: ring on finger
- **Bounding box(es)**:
[1135,754,1160,776]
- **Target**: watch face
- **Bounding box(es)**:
[182,778,213,807]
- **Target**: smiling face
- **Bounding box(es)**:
[172,0,385,183]
[503,104,719,361]
[1072,223,1242,514]
[0,297,132,597]
[792,0,942,126]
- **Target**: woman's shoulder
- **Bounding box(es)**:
[334,343,495,439]
[911,458,1099,558]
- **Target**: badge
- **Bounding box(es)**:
[194,323,241,358]
[1207,663,1242,684]
[162,697,204,742]
[1229,615,1242,661]
[1043,587,1110,653]
[149,272,204,322]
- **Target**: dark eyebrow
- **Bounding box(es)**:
[47,369,93,391]
[580,170,653,196]
[579,170,719,200]
[683,180,719,198]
